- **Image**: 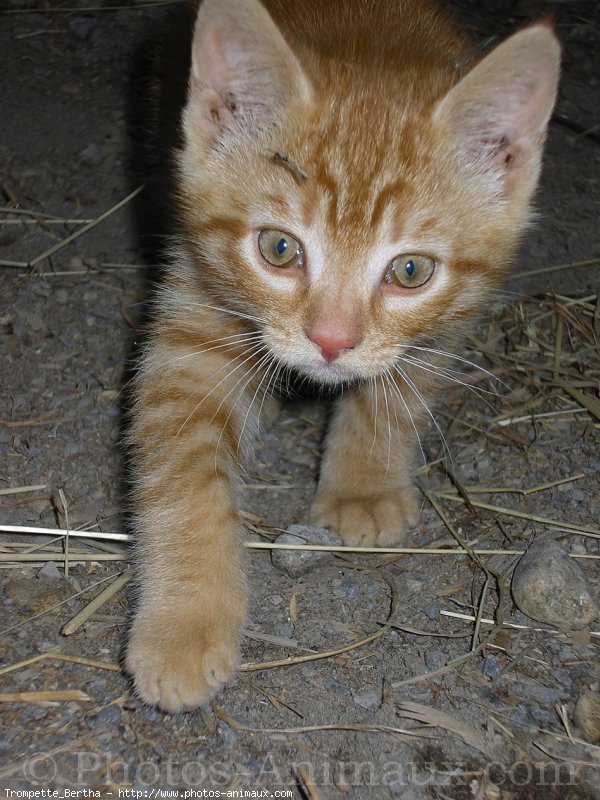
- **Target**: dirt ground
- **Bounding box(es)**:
[1,0,599,797]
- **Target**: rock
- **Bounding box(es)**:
[37,562,61,580]
[68,15,97,40]
[574,693,600,744]
[217,720,237,747]
[89,704,122,729]
[271,525,342,578]
[79,143,102,167]
[511,533,598,630]
[481,654,503,680]
[511,682,565,706]
[352,684,381,710]
[423,605,439,621]
[424,649,448,670]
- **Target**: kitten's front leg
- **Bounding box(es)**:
[126,331,254,712]
[313,378,426,547]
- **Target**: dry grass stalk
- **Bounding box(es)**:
[440,609,600,638]
[213,705,437,741]
[62,569,131,636]
[395,701,501,759]
[0,484,47,496]
[0,690,89,704]
[1,523,599,559]
[0,651,120,678]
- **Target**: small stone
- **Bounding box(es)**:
[574,693,600,744]
[217,720,237,747]
[69,15,97,40]
[423,605,439,621]
[570,542,587,556]
[352,684,381,710]
[89,703,122,728]
[271,525,342,578]
[424,649,448,670]
[37,562,61,580]
[481,654,503,680]
[511,682,565,706]
[511,533,598,630]
[340,577,359,599]
[79,143,102,167]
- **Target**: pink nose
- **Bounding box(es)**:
[307,331,358,363]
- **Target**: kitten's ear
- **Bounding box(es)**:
[183,0,311,152]
[434,24,560,196]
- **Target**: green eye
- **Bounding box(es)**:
[387,254,435,288]
[258,229,303,268]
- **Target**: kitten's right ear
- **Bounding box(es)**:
[183,0,311,152]
[433,23,560,198]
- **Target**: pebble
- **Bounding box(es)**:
[69,15,97,40]
[423,605,439,621]
[327,678,350,698]
[481,654,503,680]
[424,649,448,670]
[352,684,381,710]
[217,720,238,747]
[89,703,122,729]
[511,532,599,629]
[340,577,359,599]
[573,693,600,744]
[511,682,565,706]
[271,525,343,578]
[37,562,61,580]
[79,143,102,167]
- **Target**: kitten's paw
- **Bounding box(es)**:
[313,486,420,547]
[126,609,240,712]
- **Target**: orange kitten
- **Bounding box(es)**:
[126,0,560,710]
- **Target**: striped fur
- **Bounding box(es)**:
[126,0,560,710]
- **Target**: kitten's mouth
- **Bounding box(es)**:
[291,356,373,387]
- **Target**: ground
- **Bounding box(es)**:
[1,0,599,798]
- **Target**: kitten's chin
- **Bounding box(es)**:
[292,360,369,388]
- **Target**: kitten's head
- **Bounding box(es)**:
[177,0,560,386]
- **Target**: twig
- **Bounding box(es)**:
[0,690,89,704]
[0,652,120,678]
[2,524,599,558]
[62,570,132,635]
[432,492,600,538]
[27,185,144,269]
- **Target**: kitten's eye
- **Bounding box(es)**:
[386,254,435,288]
[258,229,304,268]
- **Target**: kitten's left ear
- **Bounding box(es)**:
[183,0,312,153]
[434,23,560,196]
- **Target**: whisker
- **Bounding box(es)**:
[369,376,379,456]
[393,364,454,469]
[380,375,392,477]
[399,354,499,411]
[172,331,264,363]
[257,356,283,425]
[183,300,265,326]
[398,344,507,388]
[176,340,268,436]
[214,349,274,460]
[237,352,278,453]
[382,368,427,468]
